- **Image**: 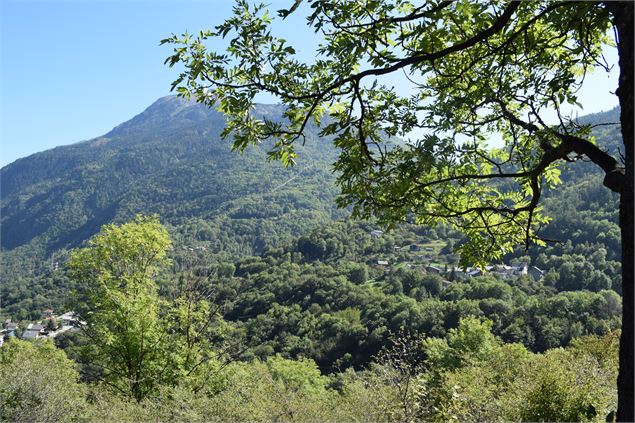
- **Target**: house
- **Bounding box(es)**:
[370,230,384,238]
[22,330,40,340]
[450,267,469,281]
[3,322,18,339]
[58,312,79,327]
[491,264,515,279]
[21,321,49,340]
[511,263,528,275]
[426,265,443,274]
[495,264,513,272]
[44,308,54,318]
[28,324,44,332]
[377,260,389,266]
[528,266,545,280]
[467,268,483,277]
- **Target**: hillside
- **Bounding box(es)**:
[1,96,340,254]
[0,96,343,316]
[0,100,622,339]
[2,102,620,256]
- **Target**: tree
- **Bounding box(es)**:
[45,317,58,332]
[423,317,501,372]
[161,277,235,395]
[68,215,172,401]
[0,339,88,422]
[426,332,618,422]
[346,262,369,284]
[162,1,633,419]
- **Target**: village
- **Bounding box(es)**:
[368,229,545,283]
[0,309,80,347]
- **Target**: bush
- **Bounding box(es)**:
[0,339,88,422]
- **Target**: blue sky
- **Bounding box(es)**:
[1,0,308,166]
[1,0,619,167]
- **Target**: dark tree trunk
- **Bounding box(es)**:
[607,2,634,422]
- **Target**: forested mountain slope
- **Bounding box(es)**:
[0,100,622,337]
[2,101,620,257]
[0,96,341,316]
[1,96,340,255]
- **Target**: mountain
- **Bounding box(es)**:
[0,96,346,317]
[1,96,342,254]
[0,99,622,324]
[2,101,621,255]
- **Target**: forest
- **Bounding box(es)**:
[1,216,621,422]
[0,106,624,421]
[1,0,632,421]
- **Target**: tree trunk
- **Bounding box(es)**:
[609,2,634,422]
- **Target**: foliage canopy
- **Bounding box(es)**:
[163,1,632,418]
[162,0,624,267]
[68,215,172,401]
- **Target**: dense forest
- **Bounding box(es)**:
[0,99,623,421]
[0,96,343,318]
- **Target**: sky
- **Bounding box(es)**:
[0,0,620,167]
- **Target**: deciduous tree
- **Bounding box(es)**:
[163,1,633,418]
[0,340,88,422]
[68,215,172,401]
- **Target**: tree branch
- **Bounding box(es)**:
[500,105,625,192]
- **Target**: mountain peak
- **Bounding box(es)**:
[106,95,217,137]
[107,95,285,138]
